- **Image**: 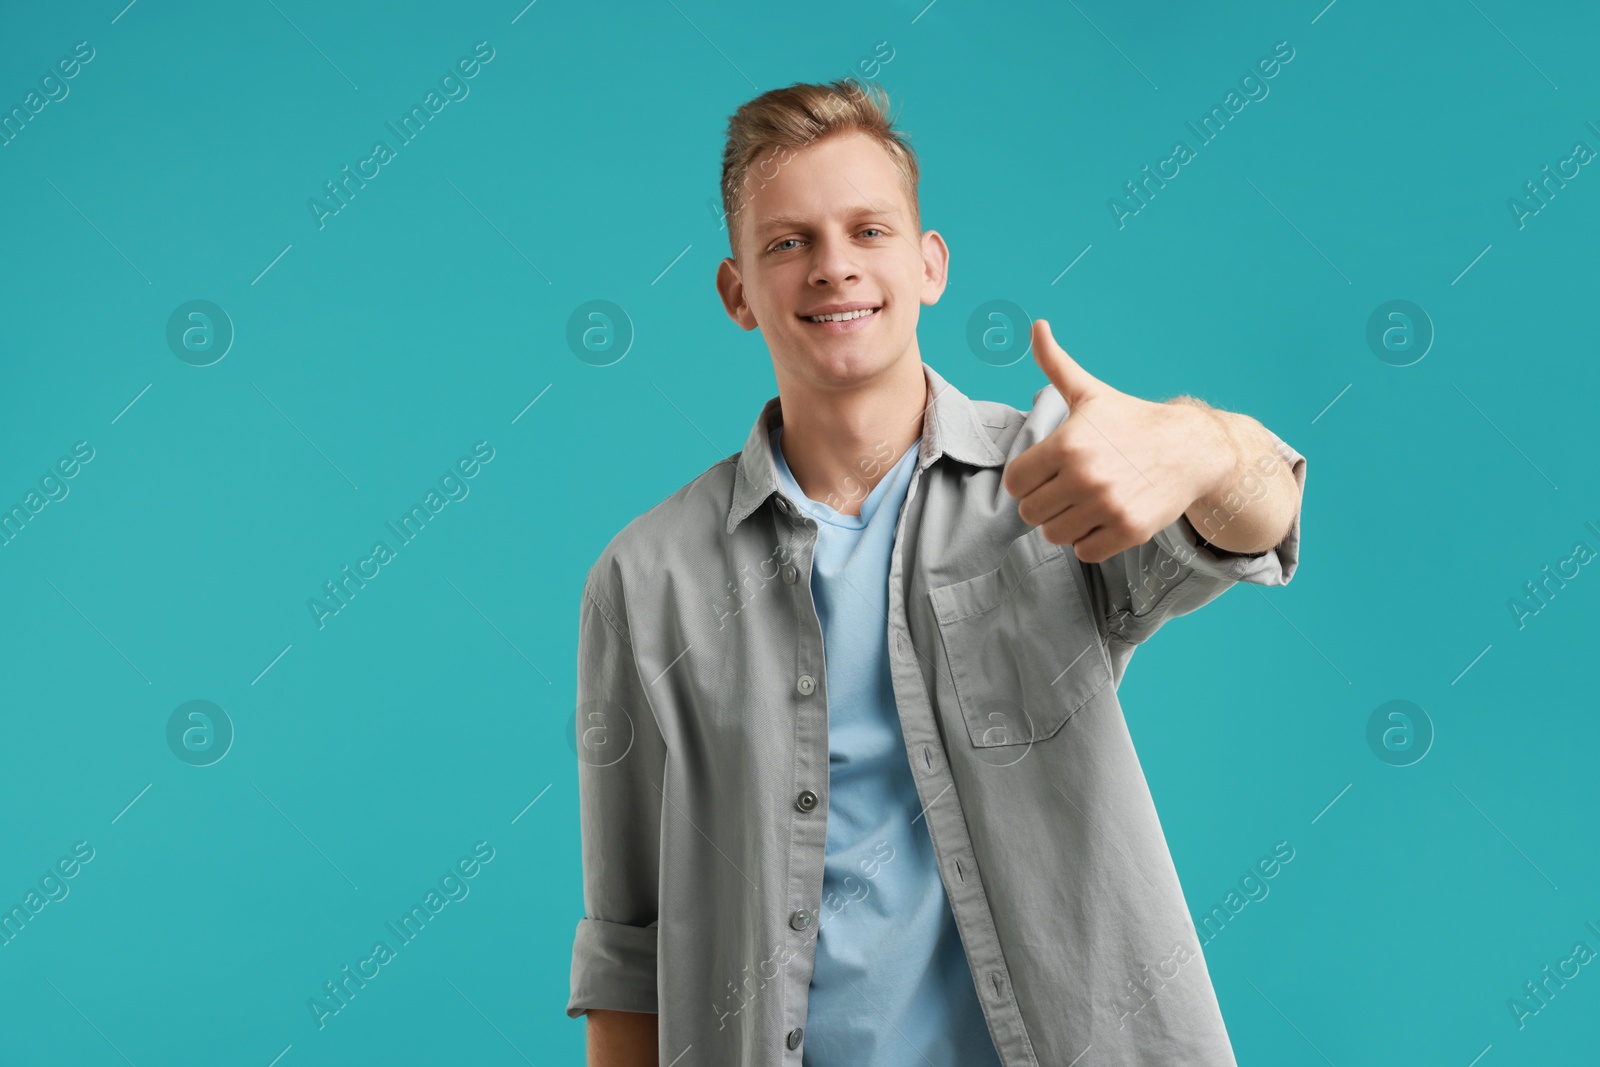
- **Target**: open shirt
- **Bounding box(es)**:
[566,360,1307,1066]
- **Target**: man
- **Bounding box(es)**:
[567,77,1305,1066]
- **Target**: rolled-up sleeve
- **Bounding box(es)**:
[1090,427,1305,648]
[566,573,667,1019]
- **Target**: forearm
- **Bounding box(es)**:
[1169,399,1300,554]
[587,1008,658,1066]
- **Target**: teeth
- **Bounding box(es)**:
[807,308,877,322]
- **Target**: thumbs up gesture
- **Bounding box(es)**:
[1001,319,1233,564]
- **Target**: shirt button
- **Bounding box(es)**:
[789,909,810,930]
[795,790,818,812]
[796,674,816,696]
[787,1027,804,1049]
[781,564,798,584]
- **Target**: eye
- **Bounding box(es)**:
[769,237,804,253]
[859,227,885,238]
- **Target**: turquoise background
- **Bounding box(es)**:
[2,0,1597,1063]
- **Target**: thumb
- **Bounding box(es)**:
[1032,319,1101,407]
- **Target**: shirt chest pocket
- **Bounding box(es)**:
[928,531,1111,748]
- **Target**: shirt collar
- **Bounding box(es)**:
[726,361,1007,536]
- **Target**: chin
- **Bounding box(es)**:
[799,344,898,386]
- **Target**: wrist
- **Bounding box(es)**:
[1202,409,1244,499]
[1167,397,1238,500]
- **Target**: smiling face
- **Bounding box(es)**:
[716,130,949,393]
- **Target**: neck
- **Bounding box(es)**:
[773,354,927,517]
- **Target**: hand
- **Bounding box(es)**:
[1001,319,1232,564]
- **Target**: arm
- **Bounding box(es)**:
[565,572,667,1045]
[1001,319,1306,656]
[1168,397,1302,556]
[1004,318,1302,565]
[1088,420,1305,650]
[587,1009,659,1066]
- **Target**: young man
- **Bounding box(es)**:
[567,78,1305,1067]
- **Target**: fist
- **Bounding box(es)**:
[1002,319,1228,563]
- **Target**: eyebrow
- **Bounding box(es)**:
[752,204,902,234]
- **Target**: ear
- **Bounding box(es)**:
[716,256,759,331]
[919,229,949,306]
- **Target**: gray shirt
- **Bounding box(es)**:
[566,360,1306,1066]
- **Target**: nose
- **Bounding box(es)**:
[806,230,862,289]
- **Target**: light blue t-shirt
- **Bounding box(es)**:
[771,425,1003,1067]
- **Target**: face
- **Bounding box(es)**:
[716,130,949,392]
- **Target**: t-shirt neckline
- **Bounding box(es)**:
[771,425,921,530]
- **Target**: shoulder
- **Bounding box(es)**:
[583,453,741,623]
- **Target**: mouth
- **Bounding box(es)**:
[798,304,882,334]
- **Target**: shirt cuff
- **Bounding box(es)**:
[566,916,659,1018]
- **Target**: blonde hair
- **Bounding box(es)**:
[719,77,921,258]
